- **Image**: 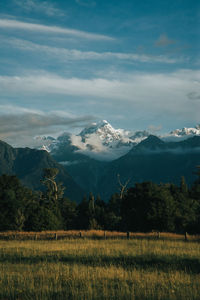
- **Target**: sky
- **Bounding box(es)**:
[0,0,199,147]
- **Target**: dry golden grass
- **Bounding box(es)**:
[0,238,200,299]
[0,229,199,241]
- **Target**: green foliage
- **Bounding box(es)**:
[59,197,77,230]
[104,193,122,230]
[25,203,62,231]
[77,195,90,229]
[41,168,64,206]
[1,166,200,233]
[147,186,176,232]
[120,179,199,233]
[77,194,107,230]
[121,182,155,231]
[39,168,64,229]
[0,175,32,231]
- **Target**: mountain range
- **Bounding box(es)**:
[36,120,150,161]
[36,121,200,160]
[0,140,84,202]
[0,121,200,201]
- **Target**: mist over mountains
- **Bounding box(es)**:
[36,120,148,161]
[36,121,200,161]
[0,121,200,201]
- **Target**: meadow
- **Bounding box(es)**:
[0,231,200,300]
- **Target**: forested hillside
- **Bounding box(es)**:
[0,140,83,202]
[0,167,199,233]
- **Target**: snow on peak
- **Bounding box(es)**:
[39,145,50,152]
[35,120,151,160]
[79,120,123,145]
[161,124,200,142]
[35,121,200,161]
[80,120,113,136]
[66,120,136,160]
[170,125,200,137]
[79,120,131,146]
[130,130,150,144]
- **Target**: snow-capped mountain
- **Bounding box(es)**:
[35,120,150,161]
[78,120,150,147]
[70,120,134,160]
[170,124,200,137]
[35,132,72,152]
[162,124,200,142]
[71,120,151,160]
[79,120,131,146]
[34,136,57,152]
[130,130,150,144]
[31,122,200,199]
[35,121,200,161]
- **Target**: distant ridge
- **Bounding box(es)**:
[36,121,200,161]
[0,140,84,202]
[1,122,200,201]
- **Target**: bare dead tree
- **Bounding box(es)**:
[117,174,130,199]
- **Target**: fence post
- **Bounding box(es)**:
[127,231,130,240]
[185,232,188,241]
[79,231,82,238]
[157,232,160,239]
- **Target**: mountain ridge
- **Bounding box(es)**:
[97,135,200,199]
[36,121,200,161]
[0,140,84,202]
[1,122,200,202]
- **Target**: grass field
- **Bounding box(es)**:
[0,233,200,299]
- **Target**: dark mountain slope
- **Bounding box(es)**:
[0,140,84,202]
[98,135,200,200]
[51,139,108,195]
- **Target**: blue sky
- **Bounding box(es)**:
[0,0,199,146]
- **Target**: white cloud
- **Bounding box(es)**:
[0,104,41,115]
[0,106,94,147]
[0,69,199,136]
[0,69,199,105]
[14,0,65,17]
[0,18,114,41]
[70,135,87,151]
[70,133,131,161]
[3,38,180,64]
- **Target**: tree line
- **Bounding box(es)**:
[0,167,200,233]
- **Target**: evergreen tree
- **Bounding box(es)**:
[88,192,98,229]
[0,175,33,231]
[39,168,64,230]
[147,185,176,232]
[190,166,200,232]
[77,195,90,229]
[94,195,106,229]
[59,197,77,230]
[121,182,155,231]
[104,193,122,230]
